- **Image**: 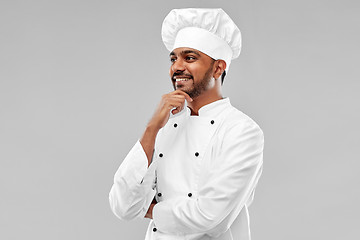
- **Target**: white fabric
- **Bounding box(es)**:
[109,98,264,240]
[173,27,233,73]
[161,8,242,72]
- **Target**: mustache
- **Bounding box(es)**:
[172,72,193,80]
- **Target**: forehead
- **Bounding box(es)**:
[170,47,206,57]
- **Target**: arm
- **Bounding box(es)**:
[152,121,264,235]
[109,140,158,220]
[109,90,192,220]
[141,89,193,166]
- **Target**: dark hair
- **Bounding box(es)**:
[221,70,226,85]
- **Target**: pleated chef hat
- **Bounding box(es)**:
[161,8,241,72]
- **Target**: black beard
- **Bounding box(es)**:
[173,63,214,99]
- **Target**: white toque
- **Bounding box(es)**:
[161,8,242,72]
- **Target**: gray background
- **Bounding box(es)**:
[0,0,359,239]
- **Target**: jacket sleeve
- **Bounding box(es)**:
[152,121,264,235]
[109,140,157,220]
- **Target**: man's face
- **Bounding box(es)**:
[169,47,215,99]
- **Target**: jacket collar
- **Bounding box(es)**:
[185,97,231,117]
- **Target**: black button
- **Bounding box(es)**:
[188,193,192,197]
[159,153,163,157]
[195,152,199,157]
[211,120,215,124]
[153,227,157,232]
[157,193,162,197]
[174,123,178,128]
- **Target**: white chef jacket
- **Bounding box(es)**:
[109,98,264,240]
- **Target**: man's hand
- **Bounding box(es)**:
[148,90,193,131]
[144,203,156,219]
[145,197,158,219]
[140,90,192,166]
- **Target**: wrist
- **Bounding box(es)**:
[146,121,161,133]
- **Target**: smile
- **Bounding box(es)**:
[175,78,191,82]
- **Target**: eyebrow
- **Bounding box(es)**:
[169,50,201,57]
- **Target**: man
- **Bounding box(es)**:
[109,8,264,240]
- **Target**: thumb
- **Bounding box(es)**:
[171,108,179,115]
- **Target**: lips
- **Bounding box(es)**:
[175,78,191,82]
[173,76,192,83]
[172,73,193,83]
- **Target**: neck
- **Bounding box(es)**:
[187,87,223,116]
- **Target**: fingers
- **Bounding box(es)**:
[165,90,192,115]
[149,90,192,129]
[172,90,193,102]
[167,99,185,114]
[157,90,191,120]
[162,92,185,107]
[171,108,181,115]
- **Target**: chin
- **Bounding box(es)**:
[175,85,185,90]
[177,86,191,92]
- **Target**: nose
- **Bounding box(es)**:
[171,58,186,73]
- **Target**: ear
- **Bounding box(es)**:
[213,60,226,80]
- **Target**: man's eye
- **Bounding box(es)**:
[170,58,176,63]
[186,56,196,61]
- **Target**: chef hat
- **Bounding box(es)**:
[161,8,241,72]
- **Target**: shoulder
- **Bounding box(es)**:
[217,106,264,153]
[226,105,262,131]
[215,105,264,166]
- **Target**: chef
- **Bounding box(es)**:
[109,8,264,240]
